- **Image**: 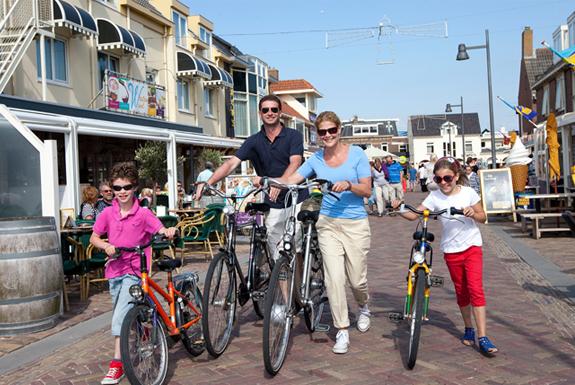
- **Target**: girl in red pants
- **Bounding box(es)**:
[393,157,498,355]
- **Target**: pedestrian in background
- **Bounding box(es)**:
[383,155,404,202]
[392,157,498,356]
[409,163,418,192]
[418,163,428,192]
[90,162,177,384]
[372,157,390,216]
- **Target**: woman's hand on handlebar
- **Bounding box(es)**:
[462,206,475,218]
[390,199,402,209]
[331,180,351,193]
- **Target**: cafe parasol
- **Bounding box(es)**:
[363,147,398,160]
[546,112,561,191]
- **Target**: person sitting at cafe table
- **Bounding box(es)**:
[95,182,114,217]
[79,186,99,220]
[139,188,153,208]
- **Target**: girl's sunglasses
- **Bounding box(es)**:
[112,184,134,192]
[317,126,338,137]
[433,175,454,184]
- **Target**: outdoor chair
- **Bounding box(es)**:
[178,210,219,260]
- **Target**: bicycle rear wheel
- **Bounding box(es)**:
[176,280,205,357]
[252,242,272,319]
[120,304,168,385]
[202,251,236,357]
[263,255,293,376]
[303,248,325,333]
[407,268,426,369]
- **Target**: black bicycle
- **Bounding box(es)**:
[389,204,464,369]
[199,183,273,357]
[262,178,333,375]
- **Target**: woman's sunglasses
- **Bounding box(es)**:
[317,126,338,137]
[433,175,454,184]
[112,184,134,192]
[261,107,279,114]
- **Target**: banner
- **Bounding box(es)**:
[105,71,166,119]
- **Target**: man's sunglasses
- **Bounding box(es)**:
[261,107,279,114]
[112,184,134,192]
[317,126,338,137]
[433,175,454,184]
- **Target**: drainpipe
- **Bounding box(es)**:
[40,33,47,101]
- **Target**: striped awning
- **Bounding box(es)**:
[205,63,233,88]
[176,52,211,79]
[96,18,145,57]
[53,0,98,37]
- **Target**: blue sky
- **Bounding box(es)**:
[186,0,574,132]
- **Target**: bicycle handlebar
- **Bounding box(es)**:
[399,204,465,217]
[195,182,265,200]
[112,231,180,258]
[265,178,340,201]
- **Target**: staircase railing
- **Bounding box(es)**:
[0,0,52,92]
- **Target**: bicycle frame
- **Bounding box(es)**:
[404,209,433,319]
[135,246,201,337]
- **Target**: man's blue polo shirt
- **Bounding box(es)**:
[235,125,308,209]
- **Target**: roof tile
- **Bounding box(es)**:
[271,79,318,93]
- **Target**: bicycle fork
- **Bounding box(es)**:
[300,221,314,307]
[404,265,431,320]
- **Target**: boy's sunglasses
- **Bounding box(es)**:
[112,184,134,192]
[317,126,338,137]
[261,107,279,114]
[433,175,454,184]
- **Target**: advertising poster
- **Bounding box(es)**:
[479,168,516,223]
[105,71,165,119]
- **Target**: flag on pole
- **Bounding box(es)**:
[541,40,575,68]
[496,96,538,125]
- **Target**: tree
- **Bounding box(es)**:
[135,141,185,209]
[198,148,224,169]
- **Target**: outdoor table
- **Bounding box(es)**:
[516,192,575,213]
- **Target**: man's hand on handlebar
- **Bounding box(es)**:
[192,182,206,201]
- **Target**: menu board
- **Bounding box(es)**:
[479,168,516,223]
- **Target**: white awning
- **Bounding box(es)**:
[53,0,98,37]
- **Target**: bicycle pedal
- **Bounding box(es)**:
[388,312,404,322]
[251,290,265,300]
[315,323,330,333]
[430,275,444,287]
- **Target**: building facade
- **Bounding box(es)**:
[340,118,408,158]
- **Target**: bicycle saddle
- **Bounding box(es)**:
[297,210,319,222]
[156,257,182,272]
[413,231,434,243]
[246,202,270,214]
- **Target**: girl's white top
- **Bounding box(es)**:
[422,185,482,253]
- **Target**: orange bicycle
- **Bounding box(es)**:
[118,233,203,385]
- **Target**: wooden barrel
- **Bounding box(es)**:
[0,217,63,335]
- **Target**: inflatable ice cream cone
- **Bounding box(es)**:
[505,137,531,192]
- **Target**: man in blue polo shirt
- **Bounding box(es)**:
[384,155,404,202]
[194,94,307,259]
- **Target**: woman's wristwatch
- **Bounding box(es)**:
[346,181,353,191]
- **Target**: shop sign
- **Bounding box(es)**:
[105,71,166,119]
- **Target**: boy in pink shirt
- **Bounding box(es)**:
[91,162,176,385]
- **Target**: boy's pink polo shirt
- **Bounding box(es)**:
[93,197,163,279]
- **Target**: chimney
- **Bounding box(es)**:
[268,68,279,81]
[522,27,534,58]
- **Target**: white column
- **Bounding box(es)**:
[41,140,59,225]
[63,119,80,211]
[166,134,178,210]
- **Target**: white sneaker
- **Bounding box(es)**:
[332,330,349,354]
[357,305,371,332]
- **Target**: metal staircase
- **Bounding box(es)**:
[0,0,52,92]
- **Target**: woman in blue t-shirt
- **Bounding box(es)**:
[277,111,372,354]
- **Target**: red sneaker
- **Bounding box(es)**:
[101,360,124,385]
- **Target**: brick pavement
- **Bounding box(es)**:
[2,191,575,384]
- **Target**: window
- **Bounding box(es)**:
[204,87,215,116]
[465,141,473,153]
[234,92,248,137]
[36,37,68,83]
[569,15,575,49]
[295,97,306,106]
[146,68,158,84]
[172,11,187,46]
[541,85,550,116]
[249,94,258,135]
[177,80,190,111]
[399,144,407,152]
[97,52,119,90]
[308,97,316,112]
[572,74,575,111]
[426,142,434,154]
[555,74,565,112]
[199,26,212,58]
[380,143,388,151]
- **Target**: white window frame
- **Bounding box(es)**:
[399,144,408,152]
[199,26,212,58]
[172,10,187,47]
[465,141,473,153]
[380,143,388,152]
[568,15,575,49]
[36,37,69,84]
[204,87,215,117]
[177,79,190,111]
[353,124,377,136]
[426,142,434,154]
[541,85,550,116]
[555,74,565,112]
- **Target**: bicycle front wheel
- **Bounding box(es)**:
[303,248,325,333]
[263,255,293,376]
[176,280,205,357]
[407,268,426,369]
[202,251,237,357]
[252,242,272,319]
[120,305,169,385]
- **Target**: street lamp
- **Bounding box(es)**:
[445,96,465,161]
[457,29,497,169]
